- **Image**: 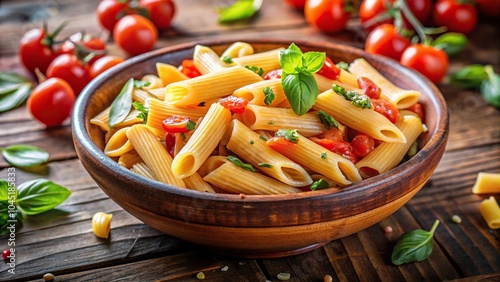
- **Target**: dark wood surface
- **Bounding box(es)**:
[0,0,499,281]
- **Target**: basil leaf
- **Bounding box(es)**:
[432,32,467,57]
[227,156,257,172]
[263,86,275,106]
[317,110,338,129]
[310,178,329,191]
[336,61,349,71]
[1,145,49,167]
[0,72,30,84]
[16,179,71,215]
[132,101,149,124]
[275,129,299,143]
[302,52,326,74]
[109,78,135,128]
[282,73,318,116]
[217,0,262,23]
[449,65,488,89]
[279,49,303,74]
[391,220,440,265]
[481,65,500,108]
[332,84,372,109]
[287,43,303,55]
[0,83,33,113]
[0,180,9,201]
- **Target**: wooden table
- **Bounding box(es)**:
[1,0,499,281]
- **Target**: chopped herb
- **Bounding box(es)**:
[336,61,349,71]
[332,84,372,109]
[275,129,299,143]
[317,110,338,129]
[321,152,327,159]
[227,156,257,172]
[268,121,275,125]
[181,133,187,141]
[310,178,329,191]
[259,135,267,141]
[132,101,149,124]
[186,120,196,131]
[249,140,254,145]
[133,80,151,88]
[263,86,275,106]
[222,55,234,64]
[245,65,264,76]
[258,163,273,168]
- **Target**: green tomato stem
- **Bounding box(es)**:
[398,0,429,45]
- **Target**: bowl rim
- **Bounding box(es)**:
[72,38,449,206]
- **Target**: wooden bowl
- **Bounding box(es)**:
[72,39,448,258]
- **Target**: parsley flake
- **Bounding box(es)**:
[132,101,149,124]
[263,86,275,106]
[250,140,255,145]
[259,135,267,141]
[258,163,273,168]
[227,156,257,172]
[245,65,264,76]
[310,178,329,191]
[317,110,338,129]
[275,129,299,143]
[321,152,327,159]
[222,55,234,64]
[133,80,151,88]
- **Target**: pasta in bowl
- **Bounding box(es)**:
[72,39,448,258]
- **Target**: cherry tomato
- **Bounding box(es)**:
[304,0,353,33]
[266,137,297,152]
[316,57,341,80]
[97,0,132,32]
[364,24,411,61]
[475,0,500,17]
[179,59,202,78]
[89,56,125,79]
[350,133,375,158]
[433,0,477,34]
[312,127,344,142]
[314,139,358,163]
[400,44,449,85]
[264,69,283,80]
[371,99,400,123]
[165,132,176,158]
[27,78,76,127]
[359,0,432,30]
[113,14,158,56]
[219,96,249,114]
[61,32,107,65]
[46,54,91,95]
[162,116,195,133]
[284,0,306,9]
[357,77,381,99]
[139,0,175,29]
[406,103,425,122]
[19,25,66,74]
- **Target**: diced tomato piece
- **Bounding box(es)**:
[180,59,201,78]
[162,115,195,133]
[311,138,358,164]
[313,127,344,141]
[165,132,175,158]
[357,77,381,99]
[316,57,341,80]
[350,133,375,158]
[406,103,425,122]
[264,69,282,80]
[266,136,297,152]
[219,96,248,114]
[371,99,400,123]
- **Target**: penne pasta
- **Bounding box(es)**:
[140,74,163,89]
[183,172,216,193]
[118,150,142,169]
[131,162,157,180]
[193,45,228,74]
[232,78,287,106]
[146,98,209,131]
[479,196,500,229]
[232,48,283,75]
[104,127,134,157]
[156,62,188,86]
[472,172,500,194]
[221,41,255,58]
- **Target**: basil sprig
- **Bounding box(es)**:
[109,78,135,128]
[449,65,500,108]
[279,43,326,116]
[332,84,372,109]
[227,156,257,172]
[0,72,34,113]
[217,0,263,23]
[391,220,440,265]
[1,145,49,167]
[132,101,149,124]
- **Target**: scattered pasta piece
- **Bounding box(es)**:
[472,172,500,194]
[479,196,500,229]
[92,212,113,239]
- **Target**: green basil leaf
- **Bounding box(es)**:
[1,145,49,167]
[217,0,262,23]
[263,86,275,106]
[310,178,329,191]
[226,156,257,172]
[282,73,318,116]
[0,72,30,84]
[109,78,135,128]
[449,64,488,89]
[336,61,349,72]
[481,66,500,108]
[287,43,303,55]
[0,83,24,96]
[432,32,467,57]
[16,179,71,215]
[279,49,303,74]
[391,220,440,265]
[317,110,338,129]
[302,52,326,74]
[0,83,33,113]
[275,129,299,143]
[132,101,149,124]
[0,180,9,201]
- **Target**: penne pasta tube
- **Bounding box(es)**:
[226,120,312,187]
[91,107,143,132]
[104,127,134,157]
[355,114,424,178]
[164,66,263,106]
[146,88,166,100]
[146,98,209,131]
[338,69,359,87]
[198,155,231,177]
[479,196,500,229]
[221,41,255,58]
[126,124,185,187]
[140,74,163,89]
[156,62,188,86]
[171,103,232,178]
[131,162,157,180]
[203,162,301,195]
[232,48,283,75]
[232,78,287,106]
[193,45,227,74]
[183,172,216,193]
[472,172,500,194]
[349,58,421,109]
[118,150,142,169]
[313,89,406,143]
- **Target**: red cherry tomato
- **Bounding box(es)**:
[179,59,202,78]
[314,127,344,142]
[316,57,341,80]
[364,24,411,61]
[433,0,477,34]
[350,133,375,158]
[113,14,158,56]
[304,0,352,33]
[371,99,400,124]
[97,0,132,32]
[357,77,381,99]
[2,249,11,260]
[19,26,65,74]
[27,78,76,127]
[61,32,107,65]
[139,0,176,29]
[89,56,125,79]
[162,116,195,133]
[359,0,432,30]
[315,139,358,163]
[475,0,500,17]
[284,0,306,9]
[219,96,249,114]
[406,103,425,122]
[46,54,91,95]
[266,137,298,152]
[264,69,282,80]
[400,44,449,85]
[164,132,176,158]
